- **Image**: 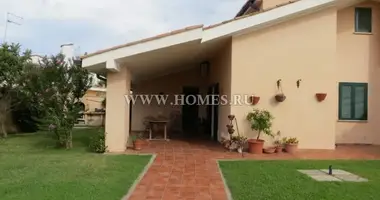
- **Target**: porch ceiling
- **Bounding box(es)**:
[123,39,227,82]
[88,38,228,82]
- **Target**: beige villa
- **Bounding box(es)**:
[82,0,380,152]
[77,87,106,126]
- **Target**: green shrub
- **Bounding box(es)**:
[89,131,107,153]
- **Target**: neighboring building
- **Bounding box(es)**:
[31,43,101,86]
[82,0,380,152]
[32,43,106,126]
[78,87,106,126]
[31,54,43,64]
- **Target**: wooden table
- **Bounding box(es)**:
[148,120,170,141]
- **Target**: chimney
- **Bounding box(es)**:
[60,43,74,63]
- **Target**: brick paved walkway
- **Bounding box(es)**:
[125,140,380,200]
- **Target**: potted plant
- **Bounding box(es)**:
[246,109,274,154]
[275,94,286,102]
[250,95,260,105]
[275,79,286,102]
[315,93,327,102]
[274,140,283,153]
[231,135,248,153]
[273,131,283,153]
[284,137,299,154]
[131,133,144,150]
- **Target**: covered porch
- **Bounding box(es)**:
[82,26,232,152]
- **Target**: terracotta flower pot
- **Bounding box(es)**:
[315,93,327,102]
[250,96,260,105]
[248,139,265,154]
[263,147,276,154]
[275,94,286,102]
[285,143,298,154]
[133,139,144,150]
[275,146,283,153]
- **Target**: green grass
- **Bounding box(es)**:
[0,128,151,200]
[219,160,380,200]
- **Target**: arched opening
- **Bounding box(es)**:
[76,102,85,111]
[76,102,86,123]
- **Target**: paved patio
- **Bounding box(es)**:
[125,140,380,200]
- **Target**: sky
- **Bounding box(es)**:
[0,0,245,56]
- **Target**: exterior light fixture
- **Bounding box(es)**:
[200,61,210,77]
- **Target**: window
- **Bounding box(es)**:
[339,82,368,121]
[355,8,372,33]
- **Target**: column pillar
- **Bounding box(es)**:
[105,62,131,152]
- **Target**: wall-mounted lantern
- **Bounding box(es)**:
[200,61,210,77]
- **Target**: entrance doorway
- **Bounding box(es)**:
[182,86,199,136]
[206,83,219,141]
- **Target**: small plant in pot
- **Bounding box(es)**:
[274,140,283,153]
[273,131,283,153]
[231,135,248,154]
[246,109,274,154]
[284,137,299,154]
[131,133,144,150]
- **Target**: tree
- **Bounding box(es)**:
[0,43,35,137]
[246,109,274,140]
[31,54,92,148]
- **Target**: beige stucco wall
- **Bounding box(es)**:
[131,67,205,131]
[231,8,337,149]
[210,41,232,140]
[336,1,380,144]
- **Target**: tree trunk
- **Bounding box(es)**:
[1,121,7,138]
[65,131,73,149]
[256,131,261,140]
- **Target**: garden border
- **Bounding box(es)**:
[216,159,235,200]
[121,154,157,200]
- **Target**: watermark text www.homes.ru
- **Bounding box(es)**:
[124,94,253,106]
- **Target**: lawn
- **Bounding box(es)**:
[0,128,151,200]
[219,160,380,200]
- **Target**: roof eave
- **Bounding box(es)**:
[82,0,338,71]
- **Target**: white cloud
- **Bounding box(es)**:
[0,0,245,53]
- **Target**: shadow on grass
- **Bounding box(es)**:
[29,128,104,152]
[32,133,62,150]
